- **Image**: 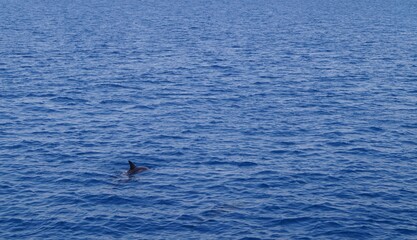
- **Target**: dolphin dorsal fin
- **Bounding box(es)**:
[128,161,136,170]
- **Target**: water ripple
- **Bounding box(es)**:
[1,0,417,239]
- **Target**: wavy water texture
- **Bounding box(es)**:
[1,0,417,239]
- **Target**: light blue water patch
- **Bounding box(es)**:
[1,0,417,239]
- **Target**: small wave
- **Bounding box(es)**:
[317,230,373,238]
[270,149,289,154]
[270,217,314,226]
[326,141,351,147]
[99,99,131,104]
[130,104,156,110]
[50,97,89,105]
[395,228,417,235]
[24,105,58,113]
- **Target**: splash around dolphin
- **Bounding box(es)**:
[127,161,149,175]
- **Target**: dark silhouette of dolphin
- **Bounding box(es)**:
[127,161,148,175]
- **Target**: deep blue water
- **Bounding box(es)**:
[1,0,417,239]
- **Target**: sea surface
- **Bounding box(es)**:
[1,0,417,239]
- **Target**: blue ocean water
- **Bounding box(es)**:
[1,0,417,239]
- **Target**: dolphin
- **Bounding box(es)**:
[127,161,149,175]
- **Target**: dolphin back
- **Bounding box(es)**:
[128,161,136,170]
